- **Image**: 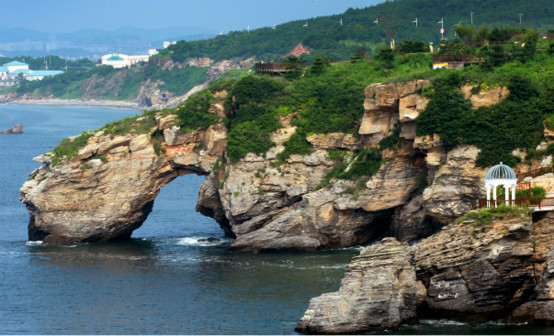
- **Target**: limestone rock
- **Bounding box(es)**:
[0,124,23,134]
[422,145,487,224]
[461,85,510,109]
[306,132,362,151]
[20,126,221,244]
[296,238,417,333]
[391,195,433,242]
[156,114,177,130]
[414,213,545,319]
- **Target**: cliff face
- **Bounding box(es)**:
[20,80,490,250]
[297,211,554,332]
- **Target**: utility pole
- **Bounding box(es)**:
[471,12,474,25]
[413,18,418,28]
[438,18,444,38]
[518,13,523,25]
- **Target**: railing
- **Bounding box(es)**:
[516,166,553,182]
[255,62,289,75]
[478,197,554,210]
[432,54,485,63]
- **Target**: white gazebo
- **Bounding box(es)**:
[484,162,517,207]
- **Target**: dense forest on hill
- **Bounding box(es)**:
[2,0,553,102]
[158,0,554,62]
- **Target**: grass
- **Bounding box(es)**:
[100,110,158,136]
[51,131,94,166]
[456,204,531,228]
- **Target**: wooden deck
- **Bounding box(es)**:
[254,62,290,76]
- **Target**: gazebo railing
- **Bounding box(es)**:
[479,197,554,209]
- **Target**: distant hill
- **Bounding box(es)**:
[0,26,217,59]
[158,0,554,62]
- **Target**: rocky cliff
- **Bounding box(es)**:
[20,80,504,250]
[297,210,554,333]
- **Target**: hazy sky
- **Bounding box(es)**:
[0,0,385,33]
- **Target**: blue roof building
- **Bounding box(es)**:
[26,70,64,81]
[3,60,29,67]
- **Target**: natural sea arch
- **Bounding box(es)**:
[134,174,226,240]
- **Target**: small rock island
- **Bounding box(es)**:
[1,124,23,134]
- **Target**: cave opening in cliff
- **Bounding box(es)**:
[133,174,225,240]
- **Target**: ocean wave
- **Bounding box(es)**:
[176,236,233,247]
[25,240,43,246]
[419,319,468,326]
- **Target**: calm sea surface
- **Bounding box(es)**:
[1,104,552,334]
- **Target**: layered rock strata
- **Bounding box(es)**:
[298,210,554,332]
[296,238,417,333]
[20,80,490,251]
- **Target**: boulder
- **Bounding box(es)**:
[0,124,23,134]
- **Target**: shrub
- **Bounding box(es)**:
[176,91,218,133]
[456,204,530,227]
[51,131,94,166]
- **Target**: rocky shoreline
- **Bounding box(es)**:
[0,97,139,109]
[18,79,554,332]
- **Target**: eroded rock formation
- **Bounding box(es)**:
[20,80,489,250]
[296,238,417,333]
[298,210,554,332]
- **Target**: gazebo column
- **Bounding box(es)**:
[486,185,491,208]
[512,184,516,206]
[493,185,497,208]
[505,185,510,205]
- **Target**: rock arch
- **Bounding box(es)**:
[21,123,228,245]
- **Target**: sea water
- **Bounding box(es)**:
[1,104,552,334]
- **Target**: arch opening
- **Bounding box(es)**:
[134,173,231,240]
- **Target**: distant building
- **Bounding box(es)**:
[3,60,29,73]
[25,70,65,81]
[100,53,150,68]
[163,41,177,49]
[0,60,64,85]
[0,66,8,80]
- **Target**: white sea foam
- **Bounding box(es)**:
[419,319,468,326]
[176,236,232,247]
[25,240,43,246]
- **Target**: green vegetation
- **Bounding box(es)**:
[14,63,207,101]
[0,55,95,72]
[101,110,158,136]
[456,204,531,228]
[416,28,554,167]
[176,90,218,133]
[155,0,553,63]
[51,131,94,166]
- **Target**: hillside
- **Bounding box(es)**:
[158,0,554,61]
[1,0,553,105]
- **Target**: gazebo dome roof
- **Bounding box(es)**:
[485,162,517,181]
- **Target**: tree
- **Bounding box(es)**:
[375,45,395,68]
[475,24,490,46]
[455,25,476,46]
[350,46,368,63]
[311,56,325,74]
[397,40,429,54]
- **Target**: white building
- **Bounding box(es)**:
[163,41,177,49]
[3,60,29,73]
[0,61,64,84]
[25,70,65,81]
[100,53,150,68]
[0,66,8,80]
